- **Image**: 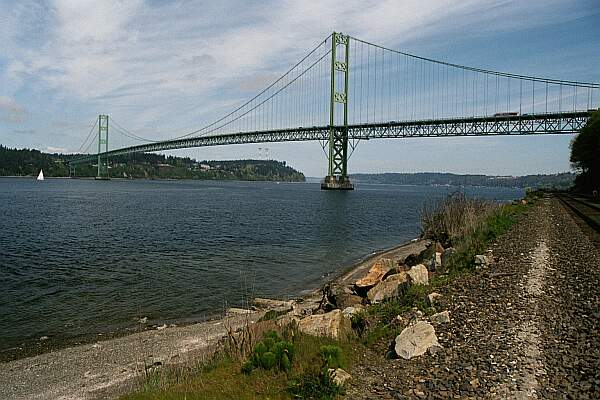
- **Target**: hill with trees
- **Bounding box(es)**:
[0,146,305,182]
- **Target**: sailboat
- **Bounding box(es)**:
[37,169,44,181]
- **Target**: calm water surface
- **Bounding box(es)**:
[0,178,523,355]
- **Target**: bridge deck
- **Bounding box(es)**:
[69,111,592,164]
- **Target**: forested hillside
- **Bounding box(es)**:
[0,146,305,182]
[351,172,575,189]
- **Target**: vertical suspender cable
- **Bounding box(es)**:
[374,46,378,122]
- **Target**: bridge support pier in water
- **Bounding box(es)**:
[321,32,353,191]
[321,175,354,190]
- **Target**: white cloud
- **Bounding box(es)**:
[0,96,28,123]
[47,146,67,153]
[3,1,582,124]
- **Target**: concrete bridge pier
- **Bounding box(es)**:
[321,175,354,190]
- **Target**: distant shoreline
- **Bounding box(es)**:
[0,175,305,183]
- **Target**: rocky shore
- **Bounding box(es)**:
[0,234,428,400]
[1,195,598,399]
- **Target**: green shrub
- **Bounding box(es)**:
[241,330,294,374]
[240,360,253,375]
[260,351,277,370]
[287,370,343,400]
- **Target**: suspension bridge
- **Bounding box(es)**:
[69,32,599,189]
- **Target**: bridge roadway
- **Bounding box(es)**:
[69,111,592,164]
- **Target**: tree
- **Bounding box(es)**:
[570,110,600,193]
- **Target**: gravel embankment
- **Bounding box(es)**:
[346,196,600,399]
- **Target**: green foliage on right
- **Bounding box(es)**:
[242,331,294,374]
[570,109,600,193]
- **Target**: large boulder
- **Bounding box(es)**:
[408,264,429,285]
[298,309,351,340]
[394,321,442,359]
[355,258,394,292]
[367,272,410,303]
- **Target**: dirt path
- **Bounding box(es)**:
[346,196,600,399]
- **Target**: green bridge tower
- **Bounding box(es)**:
[321,32,353,190]
[96,114,110,180]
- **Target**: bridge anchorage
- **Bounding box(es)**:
[68,32,599,188]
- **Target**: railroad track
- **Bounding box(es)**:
[557,193,600,233]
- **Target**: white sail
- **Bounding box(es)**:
[37,169,44,181]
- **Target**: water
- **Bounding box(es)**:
[0,178,523,356]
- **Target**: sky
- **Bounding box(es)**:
[0,0,599,177]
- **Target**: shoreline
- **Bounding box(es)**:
[0,237,428,400]
[0,175,306,183]
[0,236,422,364]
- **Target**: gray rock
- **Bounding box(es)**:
[253,298,293,312]
[474,254,487,265]
[328,368,352,386]
[408,264,429,285]
[395,321,442,359]
[430,310,450,324]
[428,292,442,306]
[342,305,364,318]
